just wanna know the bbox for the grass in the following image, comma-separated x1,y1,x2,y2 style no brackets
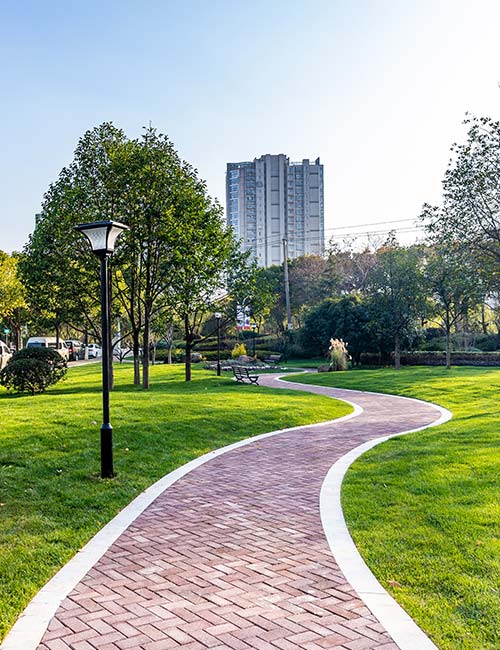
280,358,325,369
0,362,350,641
284,366,500,650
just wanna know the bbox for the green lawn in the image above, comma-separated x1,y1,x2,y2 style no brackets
285,366,500,650
0,362,350,641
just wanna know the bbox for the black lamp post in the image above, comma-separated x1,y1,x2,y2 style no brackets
215,312,222,376
75,220,128,479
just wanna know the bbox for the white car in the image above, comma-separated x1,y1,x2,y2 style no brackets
26,337,69,361
0,341,12,369
86,344,102,358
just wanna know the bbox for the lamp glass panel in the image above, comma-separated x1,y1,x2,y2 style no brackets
81,226,109,252
107,225,127,252
214,312,222,319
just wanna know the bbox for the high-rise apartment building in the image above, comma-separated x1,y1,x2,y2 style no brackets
226,154,324,267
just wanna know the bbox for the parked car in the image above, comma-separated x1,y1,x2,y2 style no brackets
86,344,102,358
65,340,83,361
0,341,12,369
26,337,69,361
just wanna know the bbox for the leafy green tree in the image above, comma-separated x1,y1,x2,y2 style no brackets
166,193,255,381
111,127,204,387
367,238,428,369
288,255,331,326
257,264,286,334
424,115,500,264
21,124,125,350
300,295,372,363
325,241,376,293
0,252,27,350
424,243,485,368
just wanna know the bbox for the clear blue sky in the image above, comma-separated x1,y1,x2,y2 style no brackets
2,0,500,252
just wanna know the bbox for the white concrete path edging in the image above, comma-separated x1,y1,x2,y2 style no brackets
1,401,361,650
318,386,452,650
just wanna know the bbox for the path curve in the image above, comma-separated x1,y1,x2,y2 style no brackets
2,374,448,650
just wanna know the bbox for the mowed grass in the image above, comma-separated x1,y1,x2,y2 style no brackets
0,362,350,641
285,366,500,650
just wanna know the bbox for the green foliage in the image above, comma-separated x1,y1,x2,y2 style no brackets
300,295,372,363
366,239,428,367
0,252,28,350
424,242,485,367
231,343,247,358
424,115,500,264
0,347,67,395
21,122,255,387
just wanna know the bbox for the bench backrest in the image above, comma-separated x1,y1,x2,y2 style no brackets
233,366,249,377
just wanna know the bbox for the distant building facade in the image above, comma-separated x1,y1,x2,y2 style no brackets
226,154,324,267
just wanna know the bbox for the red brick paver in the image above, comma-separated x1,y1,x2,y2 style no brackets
37,375,441,650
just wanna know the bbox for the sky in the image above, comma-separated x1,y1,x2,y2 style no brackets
1,0,500,253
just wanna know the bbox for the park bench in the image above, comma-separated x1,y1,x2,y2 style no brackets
232,366,259,384
265,354,282,364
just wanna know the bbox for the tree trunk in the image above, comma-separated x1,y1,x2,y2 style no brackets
394,332,401,370
185,317,192,382
133,330,141,385
142,317,150,389
15,325,22,352
445,328,452,369
166,324,173,364
481,303,488,335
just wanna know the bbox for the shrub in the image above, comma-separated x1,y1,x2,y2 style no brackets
328,338,350,371
231,343,247,358
0,347,67,395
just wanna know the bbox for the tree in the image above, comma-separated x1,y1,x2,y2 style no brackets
424,115,500,265
166,191,256,381
424,243,484,368
0,252,27,351
21,124,125,350
300,295,372,363
110,127,206,388
325,241,376,293
288,255,330,325
367,238,427,369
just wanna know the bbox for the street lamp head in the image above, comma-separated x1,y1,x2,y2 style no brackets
214,312,222,320
75,220,129,255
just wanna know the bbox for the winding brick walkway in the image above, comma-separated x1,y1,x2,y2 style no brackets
35,375,441,650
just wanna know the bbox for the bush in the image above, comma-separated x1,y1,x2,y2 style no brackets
231,343,247,358
0,347,67,395
359,351,500,367
328,338,350,371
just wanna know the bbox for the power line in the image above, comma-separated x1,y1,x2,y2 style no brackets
243,224,426,247
325,217,418,232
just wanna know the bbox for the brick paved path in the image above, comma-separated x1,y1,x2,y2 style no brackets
37,375,442,650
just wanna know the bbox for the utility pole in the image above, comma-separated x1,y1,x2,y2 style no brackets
282,238,292,331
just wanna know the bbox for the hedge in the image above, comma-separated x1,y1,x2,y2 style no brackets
360,351,500,367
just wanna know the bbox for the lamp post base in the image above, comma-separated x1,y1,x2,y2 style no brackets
100,423,114,478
